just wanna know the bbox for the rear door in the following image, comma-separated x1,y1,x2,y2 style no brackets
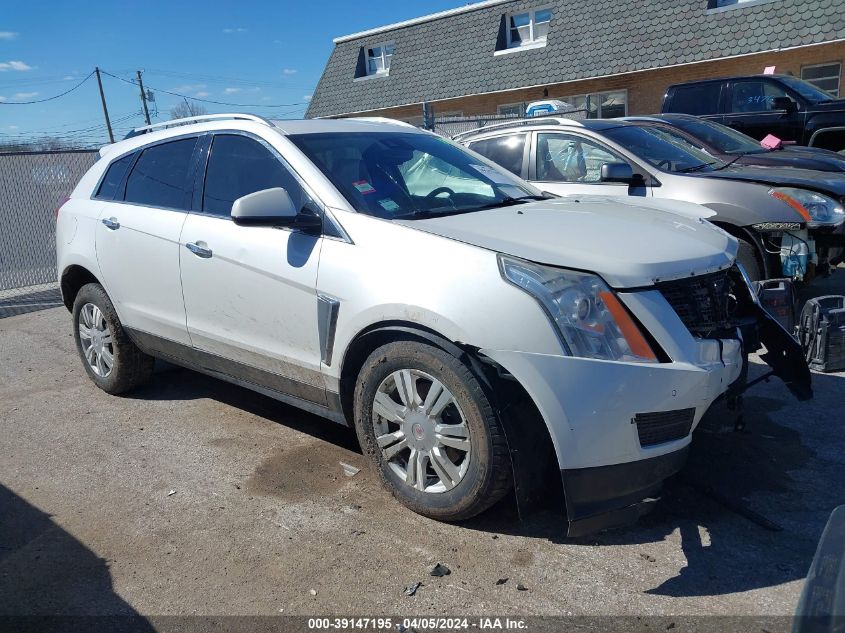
178,132,326,405
94,137,199,344
527,131,651,198
723,78,805,142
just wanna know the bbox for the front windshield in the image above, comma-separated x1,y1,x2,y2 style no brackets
670,117,764,155
603,125,727,173
287,132,542,219
779,76,836,103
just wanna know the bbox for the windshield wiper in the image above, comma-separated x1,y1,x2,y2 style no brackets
676,161,717,173
394,195,546,220
710,155,744,171
469,195,547,212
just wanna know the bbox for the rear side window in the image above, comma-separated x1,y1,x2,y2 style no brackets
667,84,722,115
202,134,307,217
124,138,198,210
466,134,526,176
95,153,134,200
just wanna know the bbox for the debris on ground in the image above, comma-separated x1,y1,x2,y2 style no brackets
340,462,360,477
167,490,176,496
403,582,422,597
640,553,657,563
430,563,451,577
309,589,317,596
517,583,528,591
496,578,508,585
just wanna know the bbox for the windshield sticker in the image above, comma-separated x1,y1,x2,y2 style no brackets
378,198,400,212
469,164,513,184
353,180,376,195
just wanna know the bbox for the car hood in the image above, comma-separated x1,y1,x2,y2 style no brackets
702,165,845,196
396,198,737,288
809,99,845,113
739,148,845,172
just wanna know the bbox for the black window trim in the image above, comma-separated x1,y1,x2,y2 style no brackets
90,132,203,214
192,129,350,242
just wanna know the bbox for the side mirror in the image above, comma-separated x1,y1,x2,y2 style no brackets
600,162,635,183
231,187,321,232
771,96,798,113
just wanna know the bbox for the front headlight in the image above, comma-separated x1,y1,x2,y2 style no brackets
498,255,658,363
769,187,845,227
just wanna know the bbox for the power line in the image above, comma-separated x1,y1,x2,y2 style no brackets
0,72,94,104
100,70,308,108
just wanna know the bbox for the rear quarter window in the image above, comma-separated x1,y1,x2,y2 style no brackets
666,83,722,116
95,153,135,200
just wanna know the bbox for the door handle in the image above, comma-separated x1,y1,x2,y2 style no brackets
101,217,120,230
185,241,212,258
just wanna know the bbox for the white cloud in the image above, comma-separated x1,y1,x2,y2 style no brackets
282,68,297,75
0,96,5,102
0,60,33,72
63,75,75,80
8,124,18,129
223,27,248,34
273,39,282,44
13,91,38,98
172,84,207,96
195,91,210,98
304,95,312,102
0,31,18,40
224,87,242,94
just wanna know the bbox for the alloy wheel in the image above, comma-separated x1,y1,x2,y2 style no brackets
78,302,114,378
372,369,471,493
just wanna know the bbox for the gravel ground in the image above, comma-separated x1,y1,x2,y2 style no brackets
0,272,843,620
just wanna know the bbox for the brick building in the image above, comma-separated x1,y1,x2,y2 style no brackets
306,0,845,122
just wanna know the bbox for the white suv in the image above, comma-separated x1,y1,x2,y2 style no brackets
56,114,810,536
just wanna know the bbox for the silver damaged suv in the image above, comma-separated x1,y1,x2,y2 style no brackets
56,114,811,536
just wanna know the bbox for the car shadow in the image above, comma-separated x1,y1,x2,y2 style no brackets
460,368,844,600
0,287,63,319
0,484,155,629
127,362,362,454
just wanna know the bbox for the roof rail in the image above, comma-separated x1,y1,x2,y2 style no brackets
125,113,274,138
349,116,419,129
451,116,582,141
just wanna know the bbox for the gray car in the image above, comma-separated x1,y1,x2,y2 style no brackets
457,118,845,281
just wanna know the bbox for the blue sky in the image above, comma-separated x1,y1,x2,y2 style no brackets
0,0,461,145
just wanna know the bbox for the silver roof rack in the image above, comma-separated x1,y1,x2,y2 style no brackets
451,116,581,141
125,113,274,138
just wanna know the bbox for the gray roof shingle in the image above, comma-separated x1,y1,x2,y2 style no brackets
306,0,845,118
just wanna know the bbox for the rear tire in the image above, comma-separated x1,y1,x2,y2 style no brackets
736,238,763,282
72,283,154,394
353,340,512,522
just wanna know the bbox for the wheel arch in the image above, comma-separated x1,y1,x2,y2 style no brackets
60,264,102,312
710,221,773,279
339,321,562,517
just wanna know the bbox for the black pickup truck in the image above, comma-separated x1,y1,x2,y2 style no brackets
662,74,845,153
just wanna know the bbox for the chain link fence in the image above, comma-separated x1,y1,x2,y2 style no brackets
0,150,98,302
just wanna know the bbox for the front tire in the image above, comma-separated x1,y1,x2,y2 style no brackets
72,283,154,394
353,340,512,522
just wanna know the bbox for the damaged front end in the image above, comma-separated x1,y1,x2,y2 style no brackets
657,263,813,402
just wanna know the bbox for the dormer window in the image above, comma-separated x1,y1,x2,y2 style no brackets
507,8,551,48
366,43,394,76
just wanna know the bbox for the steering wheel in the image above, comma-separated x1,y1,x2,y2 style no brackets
427,187,456,200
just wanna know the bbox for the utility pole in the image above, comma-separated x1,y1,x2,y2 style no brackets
136,70,151,125
94,67,114,143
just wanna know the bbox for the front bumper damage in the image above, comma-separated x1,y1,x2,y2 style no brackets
482,268,812,537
